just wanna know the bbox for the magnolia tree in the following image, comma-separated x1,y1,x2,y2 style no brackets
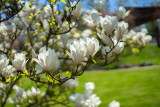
0,0,152,107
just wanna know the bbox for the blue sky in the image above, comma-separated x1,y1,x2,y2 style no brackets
39,0,160,12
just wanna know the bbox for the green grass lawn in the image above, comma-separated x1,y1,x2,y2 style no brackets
76,67,160,107
121,44,160,65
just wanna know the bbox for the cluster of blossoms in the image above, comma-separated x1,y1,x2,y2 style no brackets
8,85,44,104
0,0,153,106
69,82,101,107
124,28,152,46
123,28,152,54
81,6,129,62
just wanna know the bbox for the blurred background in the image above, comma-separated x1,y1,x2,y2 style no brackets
75,0,160,107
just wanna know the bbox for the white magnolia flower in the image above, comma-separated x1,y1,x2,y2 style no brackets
71,1,83,18
30,87,40,96
84,90,93,99
83,10,100,27
109,100,120,107
113,42,124,54
85,37,100,57
81,29,93,37
97,32,113,47
101,46,113,58
100,16,118,35
85,82,95,91
116,6,130,20
60,33,71,48
33,48,60,72
67,40,87,64
41,5,52,18
115,21,128,40
2,65,16,79
69,93,85,107
0,54,9,74
13,85,27,99
94,0,107,11
84,94,101,107
0,22,7,36
144,35,152,43
63,79,78,89
12,53,27,71
141,28,148,34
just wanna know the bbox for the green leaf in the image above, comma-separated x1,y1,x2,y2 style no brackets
50,0,56,3
61,0,67,4
6,78,11,83
47,76,53,82
66,71,71,77
25,70,29,75
92,59,97,64
132,48,139,54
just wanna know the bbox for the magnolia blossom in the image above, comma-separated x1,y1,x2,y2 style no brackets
13,85,27,99
113,42,124,54
0,23,7,36
84,37,100,57
60,33,71,48
109,100,120,107
63,79,79,89
2,65,16,79
33,48,60,72
12,53,27,71
85,82,95,91
115,21,128,40
71,1,83,18
144,35,152,43
100,16,118,35
141,28,148,34
67,40,87,64
84,90,93,99
94,0,107,11
30,87,40,96
81,29,93,37
101,46,113,58
84,94,101,107
0,54,9,74
97,32,113,47
41,5,52,18
83,10,100,27
116,6,130,20
69,93,85,107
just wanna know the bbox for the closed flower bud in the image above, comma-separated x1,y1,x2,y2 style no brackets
101,46,113,58
97,32,113,47
71,1,83,18
113,42,124,54
12,53,27,71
